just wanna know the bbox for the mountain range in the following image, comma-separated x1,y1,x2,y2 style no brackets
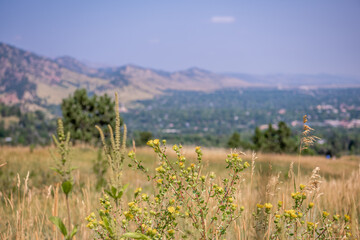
1,42,359,111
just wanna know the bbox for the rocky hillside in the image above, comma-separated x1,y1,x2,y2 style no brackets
1,42,359,111
0,43,253,110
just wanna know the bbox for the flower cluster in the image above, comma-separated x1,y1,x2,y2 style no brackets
85,194,118,239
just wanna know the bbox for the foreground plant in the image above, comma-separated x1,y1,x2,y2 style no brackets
86,138,249,239
49,119,78,239
96,92,128,206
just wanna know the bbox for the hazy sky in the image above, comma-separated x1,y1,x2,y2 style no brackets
1,0,359,76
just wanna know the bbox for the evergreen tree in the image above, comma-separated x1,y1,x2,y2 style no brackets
227,132,241,148
252,127,265,151
277,121,295,153
61,89,117,143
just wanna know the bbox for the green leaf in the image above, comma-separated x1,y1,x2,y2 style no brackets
121,232,151,240
49,216,67,237
122,183,129,191
104,189,115,198
50,167,63,175
117,183,129,199
111,186,117,196
62,181,73,196
70,225,78,238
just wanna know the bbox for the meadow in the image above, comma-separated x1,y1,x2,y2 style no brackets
1,145,359,239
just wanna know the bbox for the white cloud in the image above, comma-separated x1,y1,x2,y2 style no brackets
211,16,235,24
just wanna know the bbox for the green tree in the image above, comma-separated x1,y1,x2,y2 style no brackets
277,121,296,153
227,132,241,148
136,131,153,146
61,89,117,143
252,127,265,151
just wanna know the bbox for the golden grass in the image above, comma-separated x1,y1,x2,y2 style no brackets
0,146,359,239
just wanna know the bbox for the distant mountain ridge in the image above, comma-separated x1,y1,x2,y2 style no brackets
1,42,359,111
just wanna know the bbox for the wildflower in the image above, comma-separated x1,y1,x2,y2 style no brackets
217,187,224,193
257,204,264,209
300,184,306,190
134,187,142,194
141,193,148,201
124,211,134,220
167,229,175,235
308,202,314,209
307,221,316,231
190,163,195,168
168,206,176,213
128,150,135,158
275,214,281,218
344,214,350,222
278,201,283,208
333,214,340,221
264,203,273,209
323,211,329,218
227,197,234,203
244,162,250,168
128,202,135,207
231,204,238,210
172,144,179,151
86,223,95,229
264,203,273,214
153,139,160,145
155,166,165,173
147,140,154,147
195,146,201,154
156,179,163,184
209,172,216,179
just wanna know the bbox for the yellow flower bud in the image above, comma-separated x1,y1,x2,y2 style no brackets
168,206,175,213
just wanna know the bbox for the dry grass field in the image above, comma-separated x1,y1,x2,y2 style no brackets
1,146,359,239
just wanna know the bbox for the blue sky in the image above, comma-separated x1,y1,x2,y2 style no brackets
0,0,359,76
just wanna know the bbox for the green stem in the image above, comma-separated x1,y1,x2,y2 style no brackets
66,194,72,235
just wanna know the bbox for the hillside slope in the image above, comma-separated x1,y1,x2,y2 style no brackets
0,43,252,108
1,42,359,111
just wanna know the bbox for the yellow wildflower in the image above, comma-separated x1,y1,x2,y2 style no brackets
168,206,176,213
153,139,160,145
